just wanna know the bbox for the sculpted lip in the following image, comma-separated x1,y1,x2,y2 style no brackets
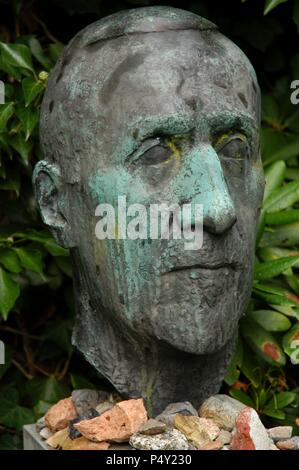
162,262,238,274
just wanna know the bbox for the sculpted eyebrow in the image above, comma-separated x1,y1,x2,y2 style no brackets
207,113,258,140
129,115,196,143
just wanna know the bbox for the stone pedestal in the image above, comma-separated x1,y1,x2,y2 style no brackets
23,424,53,450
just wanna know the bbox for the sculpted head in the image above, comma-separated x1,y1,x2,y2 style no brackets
33,7,264,409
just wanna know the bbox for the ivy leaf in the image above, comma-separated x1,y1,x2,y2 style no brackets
27,37,52,70
22,77,44,107
10,133,33,165
48,42,64,63
0,402,35,431
70,373,96,390
264,0,288,15
13,247,44,275
15,106,39,141
0,167,20,195
0,103,14,133
0,266,20,319
0,249,22,273
25,375,69,405
0,42,34,74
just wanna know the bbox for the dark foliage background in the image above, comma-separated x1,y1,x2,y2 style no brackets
0,0,299,449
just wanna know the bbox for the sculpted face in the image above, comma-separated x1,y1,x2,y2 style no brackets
34,7,264,408
86,30,262,354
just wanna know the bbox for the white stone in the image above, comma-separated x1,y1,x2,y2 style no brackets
130,429,189,450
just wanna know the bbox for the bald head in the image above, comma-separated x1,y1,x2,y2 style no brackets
39,6,259,183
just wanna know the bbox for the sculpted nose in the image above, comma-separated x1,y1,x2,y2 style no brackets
180,145,237,235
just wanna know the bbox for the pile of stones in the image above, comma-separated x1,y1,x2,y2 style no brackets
36,391,299,450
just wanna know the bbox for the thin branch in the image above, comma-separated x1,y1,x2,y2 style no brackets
12,360,33,380
0,326,41,341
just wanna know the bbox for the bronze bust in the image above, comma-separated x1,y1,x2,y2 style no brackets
33,6,264,415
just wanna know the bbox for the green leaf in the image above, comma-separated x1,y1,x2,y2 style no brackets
241,317,286,366
0,42,34,74
0,249,22,273
263,160,286,202
265,209,299,225
15,106,39,141
263,409,285,419
49,43,64,63
224,338,243,385
265,391,296,410
22,77,44,107
258,246,299,266
43,239,69,257
0,53,22,81
282,323,299,363
0,267,20,319
13,247,43,275
241,344,261,388
254,256,299,281
270,304,299,320
27,37,52,70
25,375,69,405
0,404,35,431
264,0,288,15
70,373,97,390
0,103,14,133
264,139,299,166
33,400,52,418
0,433,22,450
229,389,255,408
249,309,291,331
263,180,299,213
0,167,20,195
10,133,33,164
260,221,299,247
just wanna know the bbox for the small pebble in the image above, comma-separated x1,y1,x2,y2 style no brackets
267,426,293,441
39,427,53,440
276,437,299,450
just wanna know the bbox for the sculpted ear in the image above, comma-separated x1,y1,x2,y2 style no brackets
33,161,75,248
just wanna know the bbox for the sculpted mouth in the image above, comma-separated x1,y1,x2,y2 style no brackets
162,262,238,275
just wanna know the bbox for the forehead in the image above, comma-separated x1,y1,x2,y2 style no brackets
42,28,259,172
94,30,259,143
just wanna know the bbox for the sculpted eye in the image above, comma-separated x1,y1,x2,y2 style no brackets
128,136,182,167
141,144,173,166
215,133,249,161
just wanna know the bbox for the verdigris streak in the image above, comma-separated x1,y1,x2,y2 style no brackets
33,6,264,415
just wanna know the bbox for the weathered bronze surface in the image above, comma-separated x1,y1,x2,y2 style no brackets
33,7,264,415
